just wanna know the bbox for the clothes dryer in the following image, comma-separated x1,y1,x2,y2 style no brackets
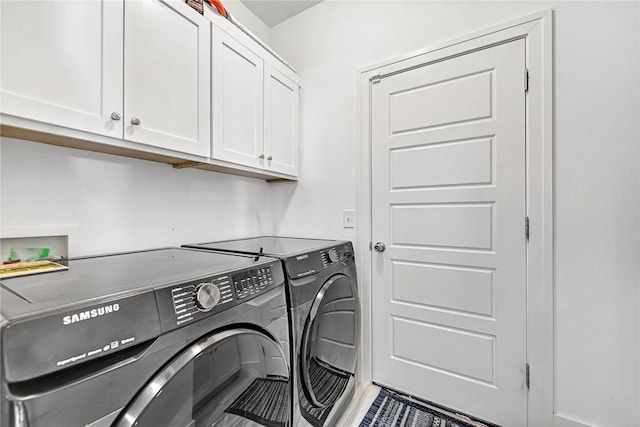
184,237,360,427
0,248,291,427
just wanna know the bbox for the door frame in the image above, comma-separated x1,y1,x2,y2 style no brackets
356,10,553,426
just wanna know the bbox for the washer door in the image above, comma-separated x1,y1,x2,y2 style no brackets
114,328,289,427
300,273,360,408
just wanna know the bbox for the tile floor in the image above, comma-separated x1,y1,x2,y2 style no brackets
335,383,382,426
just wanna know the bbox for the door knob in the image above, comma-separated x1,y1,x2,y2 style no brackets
374,242,386,252
267,156,273,161
259,154,265,160
131,117,141,126
110,112,121,121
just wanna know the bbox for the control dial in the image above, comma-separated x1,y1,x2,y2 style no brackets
194,283,221,311
327,249,339,263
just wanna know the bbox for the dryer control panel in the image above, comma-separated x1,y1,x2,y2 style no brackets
155,260,283,333
287,242,354,279
320,244,353,267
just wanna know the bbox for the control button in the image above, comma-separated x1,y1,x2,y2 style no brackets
328,249,339,263
194,283,221,311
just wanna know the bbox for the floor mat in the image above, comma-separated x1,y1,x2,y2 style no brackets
300,358,350,426
359,388,494,427
225,377,289,427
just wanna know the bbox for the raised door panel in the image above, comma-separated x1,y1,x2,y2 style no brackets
124,0,210,157
264,64,299,176
0,0,123,138
211,26,263,169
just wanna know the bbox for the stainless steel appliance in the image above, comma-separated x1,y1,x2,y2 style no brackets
0,248,291,427
184,237,360,427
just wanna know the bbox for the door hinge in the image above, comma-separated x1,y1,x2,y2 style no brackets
369,241,373,251
524,68,529,93
525,216,530,241
525,363,530,389
371,72,382,84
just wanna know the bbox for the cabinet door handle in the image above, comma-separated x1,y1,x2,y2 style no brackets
110,112,121,121
267,156,273,161
258,154,265,160
131,117,141,126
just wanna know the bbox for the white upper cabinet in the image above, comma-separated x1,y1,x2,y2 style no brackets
1,1,299,179
124,0,211,157
264,64,299,176
211,25,264,168
1,0,210,157
0,0,124,138
211,22,300,178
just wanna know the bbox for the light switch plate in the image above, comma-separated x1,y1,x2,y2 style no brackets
343,209,355,228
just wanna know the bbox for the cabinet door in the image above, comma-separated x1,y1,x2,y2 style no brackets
211,26,264,169
124,0,210,157
0,0,123,138
264,64,299,176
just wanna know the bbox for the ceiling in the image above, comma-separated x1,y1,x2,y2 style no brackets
240,0,323,27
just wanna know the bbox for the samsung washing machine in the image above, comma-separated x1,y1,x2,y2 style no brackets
184,237,360,427
0,247,291,427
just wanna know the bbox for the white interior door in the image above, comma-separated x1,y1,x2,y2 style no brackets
371,39,527,426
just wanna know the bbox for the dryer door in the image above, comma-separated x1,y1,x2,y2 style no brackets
300,273,360,408
114,328,289,427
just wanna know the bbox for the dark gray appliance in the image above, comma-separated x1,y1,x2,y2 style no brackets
183,237,360,427
0,248,291,427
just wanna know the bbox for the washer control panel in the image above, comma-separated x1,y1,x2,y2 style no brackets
170,274,233,326
194,282,222,310
232,266,274,299
155,260,283,333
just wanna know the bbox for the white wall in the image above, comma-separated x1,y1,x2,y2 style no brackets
220,0,271,43
0,138,274,257
269,1,640,426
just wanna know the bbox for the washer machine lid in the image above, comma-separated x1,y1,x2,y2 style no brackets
186,236,345,258
0,248,263,320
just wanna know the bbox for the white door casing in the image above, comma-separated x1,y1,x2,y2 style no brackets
358,11,553,427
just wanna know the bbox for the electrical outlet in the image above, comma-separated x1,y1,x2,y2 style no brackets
343,209,355,228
